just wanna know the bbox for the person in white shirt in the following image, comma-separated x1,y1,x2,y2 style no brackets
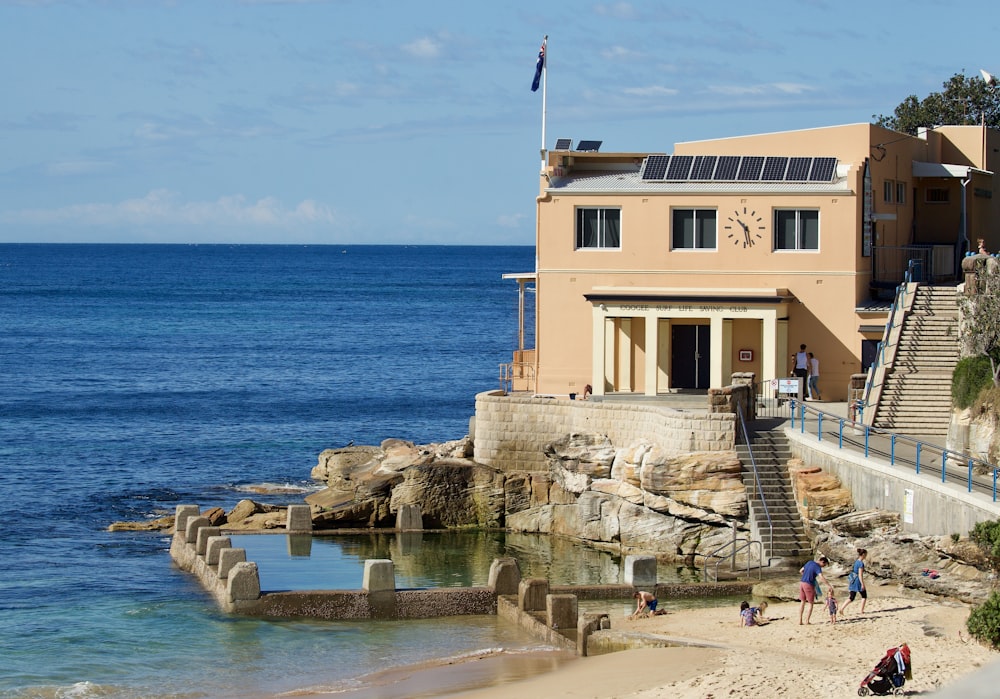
808,352,821,400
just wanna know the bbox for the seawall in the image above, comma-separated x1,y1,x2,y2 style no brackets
473,391,735,472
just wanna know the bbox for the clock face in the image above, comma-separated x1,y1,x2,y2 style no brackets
724,206,766,248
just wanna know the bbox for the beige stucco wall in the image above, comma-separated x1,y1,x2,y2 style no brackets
528,122,999,400
473,391,735,472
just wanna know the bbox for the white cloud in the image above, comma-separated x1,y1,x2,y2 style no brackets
594,2,637,19
402,37,441,59
709,83,815,96
623,85,679,98
2,189,338,228
45,160,113,176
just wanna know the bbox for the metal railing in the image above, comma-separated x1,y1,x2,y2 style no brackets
696,524,764,583
861,261,916,420
788,399,1000,501
736,404,773,558
499,362,535,394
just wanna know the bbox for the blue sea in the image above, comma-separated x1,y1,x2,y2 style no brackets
1,244,572,699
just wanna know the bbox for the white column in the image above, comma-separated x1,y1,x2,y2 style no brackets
592,306,606,396
762,312,778,384
644,313,658,396
710,315,724,388
618,318,632,392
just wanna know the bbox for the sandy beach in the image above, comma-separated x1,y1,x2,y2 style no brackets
440,582,998,699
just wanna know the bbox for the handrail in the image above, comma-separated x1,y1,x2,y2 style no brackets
499,362,535,393
696,532,763,583
736,404,773,559
788,399,1000,501
861,262,915,421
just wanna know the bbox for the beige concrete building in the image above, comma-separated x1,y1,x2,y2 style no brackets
505,123,1000,401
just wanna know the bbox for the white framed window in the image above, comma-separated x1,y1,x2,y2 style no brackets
926,187,949,204
896,182,906,204
883,180,894,203
774,209,819,250
575,208,621,249
671,208,717,249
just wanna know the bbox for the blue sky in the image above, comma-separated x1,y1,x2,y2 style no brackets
2,0,999,245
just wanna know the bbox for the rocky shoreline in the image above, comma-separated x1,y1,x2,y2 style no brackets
113,433,999,604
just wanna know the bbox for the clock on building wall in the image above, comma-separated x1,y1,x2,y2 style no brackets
724,206,766,248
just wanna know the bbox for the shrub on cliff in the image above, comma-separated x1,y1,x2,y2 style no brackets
953,356,994,409
967,591,1000,649
970,518,1000,570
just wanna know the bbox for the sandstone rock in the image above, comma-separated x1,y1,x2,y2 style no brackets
610,440,653,486
638,449,746,517
389,460,505,528
311,445,384,485
227,499,262,524
789,461,854,521
544,433,616,481
203,507,226,526
829,509,899,537
107,515,174,532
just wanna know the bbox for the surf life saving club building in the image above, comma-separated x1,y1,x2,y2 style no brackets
504,123,1000,401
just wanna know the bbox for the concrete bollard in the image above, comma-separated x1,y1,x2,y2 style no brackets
205,536,231,566
174,505,201,536
546,593,577,631
362,559,396,593
227,562,261,602
396,503,423,530
488,557,521,596
196,526,221,556
185,516,211,544
577,612,610,657
624,554,657,587
518,578,549,612
286,504,312,531
218,548,247,579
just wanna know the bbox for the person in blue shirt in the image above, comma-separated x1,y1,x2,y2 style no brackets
798,556,832,625
841,548,868,616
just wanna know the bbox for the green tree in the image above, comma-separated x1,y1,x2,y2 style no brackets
873,72,1000,134
958,258,1000,387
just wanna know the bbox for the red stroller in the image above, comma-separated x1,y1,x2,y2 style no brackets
858,643,911,696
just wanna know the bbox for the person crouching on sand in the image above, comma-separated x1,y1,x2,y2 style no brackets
632,590,665,618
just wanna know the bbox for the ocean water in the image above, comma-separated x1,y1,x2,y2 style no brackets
0,243,569,699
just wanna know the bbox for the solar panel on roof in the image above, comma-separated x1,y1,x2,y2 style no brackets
714,156,740,180
665,155,694,180
761,157,788,181
577,140,602,151
808,157,837,181
554,138,573,150
641,155,670,180
785,157,812,181
737,156,765,180
690,155,717,180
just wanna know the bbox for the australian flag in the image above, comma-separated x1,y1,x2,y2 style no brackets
531,38,546,92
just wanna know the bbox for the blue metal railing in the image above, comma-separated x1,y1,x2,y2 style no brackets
789,399,1000,501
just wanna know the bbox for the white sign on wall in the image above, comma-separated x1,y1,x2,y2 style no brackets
903,489,914,524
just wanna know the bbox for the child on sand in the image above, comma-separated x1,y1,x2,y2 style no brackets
740,601,756,627
632,590,665,618
826,590,838,624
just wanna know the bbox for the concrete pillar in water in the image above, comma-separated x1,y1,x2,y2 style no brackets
286,504,312,532
488,557,521,596
362,559,396,619
396,503,423,530
206,536,231,566
546,594,577,631
184,516,210,544
227,562,261,602
518,577,549,612
624,554,657,587
218,548,246,579
174,505,201,536
196,526,221,556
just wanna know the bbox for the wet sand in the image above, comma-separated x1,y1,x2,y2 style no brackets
285,584,998,699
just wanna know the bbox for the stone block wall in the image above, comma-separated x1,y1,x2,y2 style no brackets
473,391,735,472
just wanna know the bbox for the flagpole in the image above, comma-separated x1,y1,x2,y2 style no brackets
540,35,548,174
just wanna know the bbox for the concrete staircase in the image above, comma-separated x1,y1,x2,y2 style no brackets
736,421,810,564
870,284,959,437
